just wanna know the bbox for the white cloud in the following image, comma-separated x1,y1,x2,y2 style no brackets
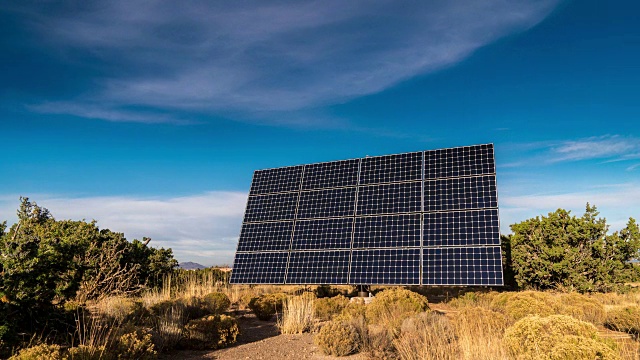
0,192,247,266
500,183,640,234
549,135,640,162
12,0,559,123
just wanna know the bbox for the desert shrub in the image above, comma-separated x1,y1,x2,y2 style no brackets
202,292,231,315
315,321,361,357
490,291,557,321
182,315,239,350
366,289,429,332
239,293,255,310
503,315,615,360
115,330,157,360
279,294,315,334
605,306,640,335
9,344,65,360
548,335,620,360
178,296,210,321
152,304,185,352
363,326,396,359
558,293,606,325
336,299,367,322
394,312,459,360
66,345,107,360
248,293,287,321
315,295,350,321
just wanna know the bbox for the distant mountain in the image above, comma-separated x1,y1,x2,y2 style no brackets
179,261,207,270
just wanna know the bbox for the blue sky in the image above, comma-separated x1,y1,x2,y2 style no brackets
1,0,639,266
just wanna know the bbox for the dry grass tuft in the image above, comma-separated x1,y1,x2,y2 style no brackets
394,312,459,360
278,293,315,334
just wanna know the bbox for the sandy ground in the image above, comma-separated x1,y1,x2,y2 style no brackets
159,311,366,360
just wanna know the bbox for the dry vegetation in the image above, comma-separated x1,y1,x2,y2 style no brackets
10,277,640,359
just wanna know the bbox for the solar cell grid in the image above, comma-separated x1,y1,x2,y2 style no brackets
350,248,420,285
244,192,298,222
423,246,503,285
357,181,421,215
302,159,359,190
237,221,293,252
297,187,356,219
286,250,350,284
230,252,288,284
423,209,499,247
292,218,353,250
425,144,495,179
353,214,421,248
424,175,497,212
359,152,422,185
249,165,303,195
232,143,503,286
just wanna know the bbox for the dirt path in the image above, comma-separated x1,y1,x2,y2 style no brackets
159,312,365,360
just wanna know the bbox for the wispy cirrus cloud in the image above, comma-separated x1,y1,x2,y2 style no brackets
549,135,640,163
6,0,560,124
0,192,247,266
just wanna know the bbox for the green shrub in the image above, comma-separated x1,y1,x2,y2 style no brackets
315,321,361,356
366,288,429,331
115,330,157,360
182,315,239,350
503,315,615,360
248,293,287,321
178,296,210,321
604,306,640,335
9,344,65,360
314,295,350,321
202,292,231,315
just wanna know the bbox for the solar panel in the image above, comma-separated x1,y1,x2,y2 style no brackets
229,143,503,286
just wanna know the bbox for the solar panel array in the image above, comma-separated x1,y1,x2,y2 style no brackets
230,143,503,286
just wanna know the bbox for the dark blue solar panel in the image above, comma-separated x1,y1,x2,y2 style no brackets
297,187,356,219
359,152,422,185
424,144,495,179
424,209,499,247
250,165,303,195
232,144,502,286
350,248,420,285
357,182,421,215
244,192,299,222
424,175,497,212
236,221,293,252
422,246,503,286
292,217,353,250
302,159,359,190
353,214,421,249
230,252,288,284
286,250,350,284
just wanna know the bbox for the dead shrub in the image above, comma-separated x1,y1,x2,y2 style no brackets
605,306,640,335
394,312,459,360
315,321,361,357
315,295,350,321
503,314,614,360
182,315,239,350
